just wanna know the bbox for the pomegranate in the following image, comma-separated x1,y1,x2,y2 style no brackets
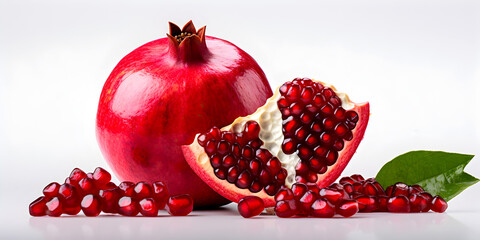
96,20,272,208
237,196,265,218
182,78,370,207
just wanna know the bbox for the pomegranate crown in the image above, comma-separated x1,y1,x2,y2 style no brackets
166,20,209,62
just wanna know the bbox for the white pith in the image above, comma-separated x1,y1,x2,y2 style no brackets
222,79,354,188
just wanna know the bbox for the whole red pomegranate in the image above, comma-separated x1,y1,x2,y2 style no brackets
96,21,272,208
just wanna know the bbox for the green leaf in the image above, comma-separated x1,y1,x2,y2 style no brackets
375,151,478,201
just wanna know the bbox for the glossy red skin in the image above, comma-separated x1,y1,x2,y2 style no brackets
96,35,272,208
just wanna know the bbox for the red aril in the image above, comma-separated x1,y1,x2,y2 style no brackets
96,20,272,208
133,182,152,200
152,181,169,210
166,194,193,216
81,194,102,217
58,183,81,215
311,199,335,218
118,181,135,197
336,200,359,217
118,196,139,216
68,168,87,186
356,195,377,212
46,197,63,217
237,196,264,218
92,167,111,187
99,188,121,214
29,197,47,217
183,78,369,207
78,177,97,195
43,182,60,198
139,198,158,217
387,196,410,213
275,199,298,218
431,196,448,213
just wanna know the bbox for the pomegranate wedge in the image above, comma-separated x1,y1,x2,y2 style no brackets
182,78,369,207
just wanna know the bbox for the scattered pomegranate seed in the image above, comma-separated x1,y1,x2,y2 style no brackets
78,177,97,195
42,182,60,198
275,200,298,218
118,181,135,197
81,194,102,217
152,181,169,210
46,197,63,217
68,168,87,186
166,194,193,216
387,196,410,213
139,198,158,217
118,196,139,216
29,196,47,216
92,167,111,187
99,188,121,214
134,182,153,200
311,199,335,218
430,196,448,213
237,196,264,218
336,200,359,217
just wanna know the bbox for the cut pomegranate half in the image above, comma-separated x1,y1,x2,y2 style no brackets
182,78,369,207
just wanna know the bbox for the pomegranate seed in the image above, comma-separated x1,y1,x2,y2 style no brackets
336,200,359,217
118,181,135,197
307,183,320,194
134,182,153,200
356,196,377,212
43,182,60,198
391,182,409,197
99,188,121,214
343,183,354,194
217,140,230,155
264,184,279,196
81,194,101,217
92,167,111,187
376,195,389,212
409,185,424,194
166,194,193,216
311,199,335,218
298,190,318,215
275,200,298,218
387,195,410,213
78,177,97,195
238,196,264,218
292,183,308,200
197,133,208,146
118,196,139,216
29,196,47,216
363,182,378,196
139,198,158,217
319,188,344,204
350,174,364,182
46,197,63,217
244,121,260,140
409,194,429,212
152,181,169,210
275,188,294,202
101,182,117,190
58,184,81,215
249,181,263,193
236,171,252,189
430,196,448,213
68,168,87,186
266,158,282,175
258,169,272,185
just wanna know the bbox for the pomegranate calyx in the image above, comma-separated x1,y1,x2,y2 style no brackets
167,20,209,62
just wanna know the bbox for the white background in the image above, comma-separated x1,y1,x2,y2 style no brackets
1,0,479,239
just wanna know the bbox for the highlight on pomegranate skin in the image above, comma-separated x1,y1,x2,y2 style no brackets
28,167,193,217
182,78,371,207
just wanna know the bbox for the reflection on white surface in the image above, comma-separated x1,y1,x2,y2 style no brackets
25,204,475,240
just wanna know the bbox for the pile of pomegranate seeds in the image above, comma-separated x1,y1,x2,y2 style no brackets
267,174,447,218
278,78,359,184
198,122,287,196
29,167,193,217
